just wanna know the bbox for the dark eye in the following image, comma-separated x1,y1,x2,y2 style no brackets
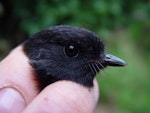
64,44,79,57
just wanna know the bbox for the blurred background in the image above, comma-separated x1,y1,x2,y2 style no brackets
0,0,150,113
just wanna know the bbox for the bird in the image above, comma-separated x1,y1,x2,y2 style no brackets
23,25,126,90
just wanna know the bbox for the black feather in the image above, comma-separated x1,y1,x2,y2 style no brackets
23,25,107,90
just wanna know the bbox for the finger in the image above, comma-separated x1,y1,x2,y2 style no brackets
0,46,39,113
23,80,99,113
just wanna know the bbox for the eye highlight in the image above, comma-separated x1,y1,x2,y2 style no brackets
64,44,79,57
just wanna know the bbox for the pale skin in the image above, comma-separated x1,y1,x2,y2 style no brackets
0,46,99,113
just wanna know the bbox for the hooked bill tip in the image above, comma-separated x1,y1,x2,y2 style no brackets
104,54,126,66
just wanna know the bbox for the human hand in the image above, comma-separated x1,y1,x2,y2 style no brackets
0,46,99,113
0,25,126,113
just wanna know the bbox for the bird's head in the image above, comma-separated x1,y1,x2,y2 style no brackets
23,25,126,90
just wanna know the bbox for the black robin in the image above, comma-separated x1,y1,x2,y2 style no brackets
23,25,126,90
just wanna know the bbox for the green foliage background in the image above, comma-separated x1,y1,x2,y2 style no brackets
0,0,150,113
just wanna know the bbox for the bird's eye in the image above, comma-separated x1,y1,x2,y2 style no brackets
64,44,79,57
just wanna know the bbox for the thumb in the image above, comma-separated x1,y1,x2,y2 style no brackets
0,46,39,113
0,88,25,113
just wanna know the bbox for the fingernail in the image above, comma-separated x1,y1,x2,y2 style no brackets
0,88,26,113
